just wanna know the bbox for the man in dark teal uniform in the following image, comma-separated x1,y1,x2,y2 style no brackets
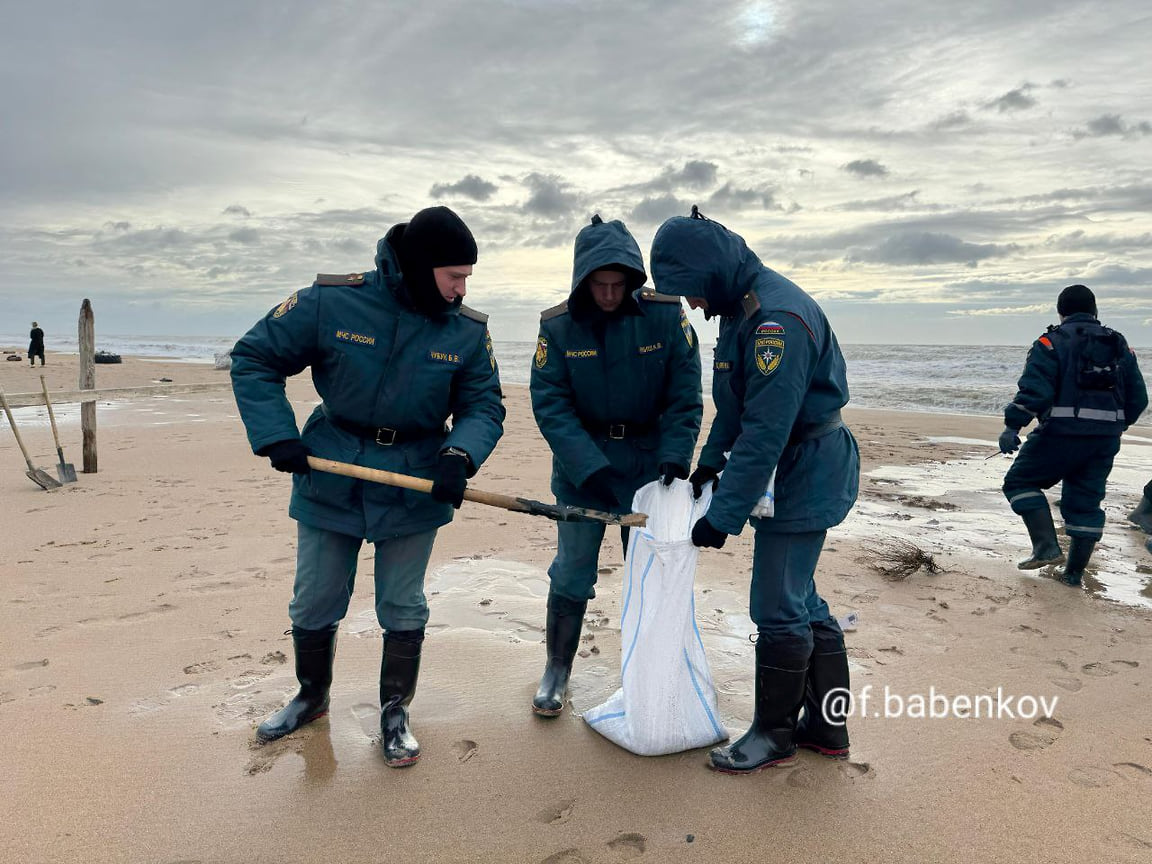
999,284,1147,585
649,207,859,774
231,206,505,766
529,215,702,717
1130,479,1152,556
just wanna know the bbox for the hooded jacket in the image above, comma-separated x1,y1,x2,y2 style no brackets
650,214,858,535
530,217,702,511
230,226,505,541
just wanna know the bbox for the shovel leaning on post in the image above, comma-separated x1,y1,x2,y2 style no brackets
0,385,63,490
307,456,648,527
40,376,77,483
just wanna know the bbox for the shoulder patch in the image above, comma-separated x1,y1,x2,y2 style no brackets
534,335,548,369
541,301,569,321
315,272,365,287
459,304,488,324
272,292,299,319
741,292,761,320
638,290,682,304
1038,336,1053,349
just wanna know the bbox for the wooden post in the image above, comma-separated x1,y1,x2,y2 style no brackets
79,299,97,473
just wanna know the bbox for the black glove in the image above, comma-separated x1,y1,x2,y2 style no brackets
659,462,689,487
998,427,1021,455
691,516,728,549
431,451,469,508
688,464,721,500
581,466,622,508
260,439,311,475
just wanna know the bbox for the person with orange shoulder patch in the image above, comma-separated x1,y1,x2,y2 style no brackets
1000,284,1147,585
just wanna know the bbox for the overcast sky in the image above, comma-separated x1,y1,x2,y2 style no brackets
2,0,1150,346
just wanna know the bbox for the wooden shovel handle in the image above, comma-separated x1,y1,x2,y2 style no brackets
39,376,64,450
0,386,37,469
307,456,532,513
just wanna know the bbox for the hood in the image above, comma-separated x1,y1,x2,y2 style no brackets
567,216,647,319
649,213,763,317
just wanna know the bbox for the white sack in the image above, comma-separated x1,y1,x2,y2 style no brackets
582,479,728,756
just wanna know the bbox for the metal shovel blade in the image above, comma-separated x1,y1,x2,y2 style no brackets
27,466,62,490
55,449,77,484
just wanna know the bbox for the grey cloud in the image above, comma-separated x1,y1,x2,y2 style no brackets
930,111,971,130
1072,114,1152,139
520,173,581,218
223,204,251,217
430,174,499,202
227,228,260,245
834,190,924,212
983,84,1037,113
706,182,780,211
843,159,889,178
104,220,132,231
671,160,719,190
630,194,691,225
848,232,1018,266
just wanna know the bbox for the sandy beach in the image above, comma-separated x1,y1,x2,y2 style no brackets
2,352,1152,863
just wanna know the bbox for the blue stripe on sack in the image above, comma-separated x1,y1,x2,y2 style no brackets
683,647,725,739
586,710,626,727
689,590,708,658
620,553,655,680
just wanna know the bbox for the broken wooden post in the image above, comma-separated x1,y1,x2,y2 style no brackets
79,299,97,473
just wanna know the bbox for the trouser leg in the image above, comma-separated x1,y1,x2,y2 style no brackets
289,522,362,630
372,529,437,632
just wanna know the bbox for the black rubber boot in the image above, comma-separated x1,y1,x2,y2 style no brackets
1016,507,1065,570
794,649,851,759
532,593,587,717
256,625,338,742
1127,496,1152,534
1056,536,1096,587
380,630,423,767
709,641,806,774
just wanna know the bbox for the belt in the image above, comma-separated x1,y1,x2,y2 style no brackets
787,411,843,446
323,408,446,447
583,421,657,441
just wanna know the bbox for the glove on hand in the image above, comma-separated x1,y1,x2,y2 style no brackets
431,451,469,508
581,466,622,509
998,427,1021,455
261,439,311,475
659,462,688,487
688,464,721,499
691,516,728,549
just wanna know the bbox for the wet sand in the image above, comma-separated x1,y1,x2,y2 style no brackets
2,353,1152,863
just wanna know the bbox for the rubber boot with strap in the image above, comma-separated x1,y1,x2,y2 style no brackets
532,593,587,716
1017,507,1065,570
256,624,338,742
1056,536,1096,587
709,639,806,774
1127,495,1152,534
794,647,851,758
380,630,423,767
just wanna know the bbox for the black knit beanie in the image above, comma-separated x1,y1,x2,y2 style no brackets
396,206,477,317
1057,284,1096,317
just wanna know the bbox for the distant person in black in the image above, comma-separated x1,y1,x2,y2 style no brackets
28,322,45,366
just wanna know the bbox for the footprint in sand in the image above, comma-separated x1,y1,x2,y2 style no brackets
536,799,575,825
540,850,589,864
786,765,820,788
453,739,478,763
606,832,646,858
1067,766,1120,788
183,660,222,675
838,761,873,780
1049,676,1083,692
1081,662,1116,677
1009,716,1063,751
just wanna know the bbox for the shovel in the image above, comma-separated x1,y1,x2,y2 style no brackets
307,456,647,527
40,376,77,483
0,385,62,490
